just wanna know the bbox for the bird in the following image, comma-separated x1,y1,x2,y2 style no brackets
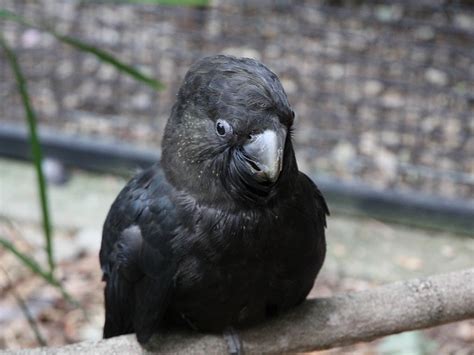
99,55,329,346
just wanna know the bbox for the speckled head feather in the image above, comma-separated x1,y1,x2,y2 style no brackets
161,55,298,207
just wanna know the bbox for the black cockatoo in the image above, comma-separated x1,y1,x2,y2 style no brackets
100,55,329,345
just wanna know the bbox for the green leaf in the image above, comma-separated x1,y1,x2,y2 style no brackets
56,35,164,90
0,9,165,90
0,9,21,22
1,268,47,346
0,33,55,274
80,0,209,6
0,238,52,283
121,0,210,5
0,237,77,306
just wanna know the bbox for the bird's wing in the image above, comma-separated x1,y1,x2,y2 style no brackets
100,165,178,343
298,172,330,228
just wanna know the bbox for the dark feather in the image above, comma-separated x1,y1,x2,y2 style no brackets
100,55,328,343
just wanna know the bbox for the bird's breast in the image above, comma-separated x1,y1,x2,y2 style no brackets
166,207,322,331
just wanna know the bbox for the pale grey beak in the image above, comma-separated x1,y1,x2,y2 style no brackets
242,128,286,183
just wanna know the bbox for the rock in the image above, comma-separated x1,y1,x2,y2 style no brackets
364,80,383,97
280,78,297,94
222,47,261,60
332,142,356,167
63,94,79,109
382,91,404,108
82,56,100,74
97,27,121,46
21,29,41,48
327,64,345,79
360,132,377,155
131,93,151,110
56,61,74,79
414,26,435,41
455,14,474,31
97,85,113,102
79,324,103,342
78,80,97,101
54,237,80,262
375,5,403,22
42,158,70,186
97,65,118,82
264,44,282,59
36,87,59,117
375,148,398,180
75,228,102,254
456,322,474,342
380,130,399,146
425,68,448,86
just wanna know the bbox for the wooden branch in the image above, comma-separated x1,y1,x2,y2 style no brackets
22,268,474,354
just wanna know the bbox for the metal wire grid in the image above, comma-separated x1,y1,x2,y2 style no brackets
0,0,473,198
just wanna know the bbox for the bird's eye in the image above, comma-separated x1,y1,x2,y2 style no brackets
216,119,232,137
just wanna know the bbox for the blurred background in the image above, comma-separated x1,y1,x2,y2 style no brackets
0,0,473,353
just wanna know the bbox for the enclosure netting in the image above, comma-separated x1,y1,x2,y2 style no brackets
1,0,473,199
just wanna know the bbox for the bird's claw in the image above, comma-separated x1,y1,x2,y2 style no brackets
223,327,244,355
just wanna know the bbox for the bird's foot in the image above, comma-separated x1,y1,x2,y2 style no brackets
223,327,244,355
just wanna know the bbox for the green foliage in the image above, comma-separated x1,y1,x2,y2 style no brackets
0,7,167,306
0,33,55,274
0,0,198,323
0,1,197,342
0,238,55,288
129,0,209,5
89,0,209,6
0,238,77,306
55,34,165,90
0,9,165,90
0,33,77,305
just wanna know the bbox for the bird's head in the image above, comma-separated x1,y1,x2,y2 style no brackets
162,55,298,207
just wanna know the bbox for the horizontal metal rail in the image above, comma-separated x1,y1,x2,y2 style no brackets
0,122,472,235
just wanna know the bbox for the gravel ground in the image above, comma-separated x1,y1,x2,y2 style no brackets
0,0,473,199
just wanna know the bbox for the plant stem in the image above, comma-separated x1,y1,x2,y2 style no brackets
0,34,55,274
1,267,48,347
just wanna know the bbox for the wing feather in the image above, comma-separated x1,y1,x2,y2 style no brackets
100,165,178,342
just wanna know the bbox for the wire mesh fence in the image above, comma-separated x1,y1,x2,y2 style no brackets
1,0,473,200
